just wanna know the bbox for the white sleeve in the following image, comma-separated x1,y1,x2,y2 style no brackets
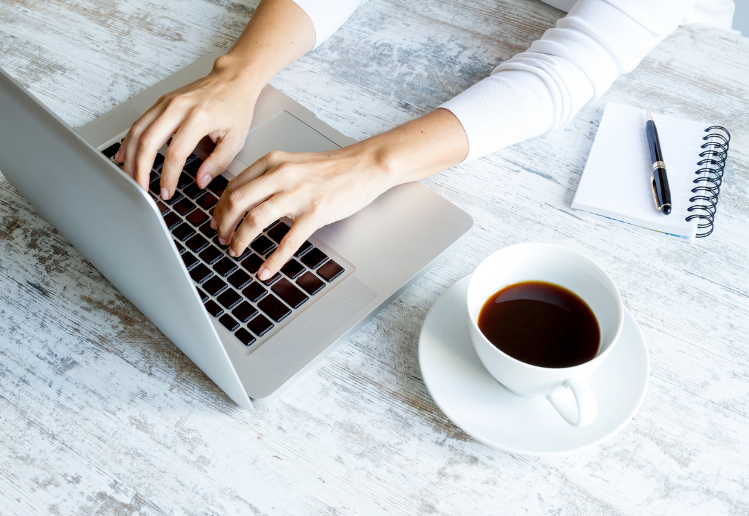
440,0,699,162
291,0,369,48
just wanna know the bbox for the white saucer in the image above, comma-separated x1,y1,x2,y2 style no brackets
419,276,649,456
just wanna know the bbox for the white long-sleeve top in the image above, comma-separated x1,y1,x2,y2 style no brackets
291,0,736,162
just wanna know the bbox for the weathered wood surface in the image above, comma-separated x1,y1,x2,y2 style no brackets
1,0,748,514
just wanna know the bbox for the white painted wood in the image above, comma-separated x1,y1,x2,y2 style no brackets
1,0,748,514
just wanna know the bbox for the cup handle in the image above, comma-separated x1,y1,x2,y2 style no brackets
546,378,597,427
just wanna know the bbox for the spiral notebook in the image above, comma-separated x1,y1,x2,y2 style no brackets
572,102,730,242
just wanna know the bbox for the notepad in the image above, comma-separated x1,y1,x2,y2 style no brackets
571,102,730,242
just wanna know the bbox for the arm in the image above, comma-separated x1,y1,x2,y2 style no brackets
213,0,701,281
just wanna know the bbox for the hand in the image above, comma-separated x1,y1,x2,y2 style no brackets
211,108,469,281
114,55,261,199
211,145,389,280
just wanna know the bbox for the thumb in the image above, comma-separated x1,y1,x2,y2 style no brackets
196,133,244,189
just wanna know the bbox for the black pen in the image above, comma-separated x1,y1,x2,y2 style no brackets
645,111,672,215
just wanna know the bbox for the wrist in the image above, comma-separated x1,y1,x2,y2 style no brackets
211,54,269,97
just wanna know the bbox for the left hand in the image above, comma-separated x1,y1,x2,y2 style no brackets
211,144,389,280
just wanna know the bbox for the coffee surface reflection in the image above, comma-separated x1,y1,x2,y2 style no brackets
478,281,600,368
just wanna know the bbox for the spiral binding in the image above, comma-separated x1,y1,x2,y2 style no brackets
685,126,731,238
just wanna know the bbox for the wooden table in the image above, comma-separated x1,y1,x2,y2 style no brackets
1,1,747,514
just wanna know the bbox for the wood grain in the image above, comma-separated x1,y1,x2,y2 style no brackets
1,0,748,514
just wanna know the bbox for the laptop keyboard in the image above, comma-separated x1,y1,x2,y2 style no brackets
101,140,346,349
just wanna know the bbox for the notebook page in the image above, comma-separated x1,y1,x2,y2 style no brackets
572,102,707,239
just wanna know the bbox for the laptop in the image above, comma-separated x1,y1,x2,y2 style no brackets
0,52,473,409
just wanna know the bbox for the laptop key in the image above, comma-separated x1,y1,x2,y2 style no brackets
296,271,325,295
234,328,256,346
229,248,251,262
247,314,274,337
213,236,228,249
199,245,223,265
228,269,252,290
199,221,217,239
272,278,308,309
196,192,218,210
164,191,184,206
186,208,209,227
184,158,203,177
294,240,313,257
264,246,277,258
241,253,264,274
155,200,169,214
219,314,239,332
181,252,198,270
173,240,185,254
184,153,198,166
182,182,205,200
267,222,291,244
317,260,345,282
207,175,229,197
202,276,227,296
217,288,242,310
301,248,328,269
149,179,160,196
213,257,237,277
186,234,209,253
260,272,281,287
280,259,304,279
232,301,258,323
153,153,165,170
242,281,267,303
258,293,292,322
196,286,208,302
173,198,196,216
177,172,193,189
102,142,120,158
249,235,274,255
172,223,196,241
163,212,182,230
150,170,159,184
204,299,223,318
189,263,212,284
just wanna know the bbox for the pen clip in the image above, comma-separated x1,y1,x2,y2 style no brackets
651,176,662,212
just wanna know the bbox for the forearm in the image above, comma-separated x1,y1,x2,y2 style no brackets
360,108,469,190
216,0,316,90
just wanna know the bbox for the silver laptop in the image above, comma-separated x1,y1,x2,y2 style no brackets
0,52,472,409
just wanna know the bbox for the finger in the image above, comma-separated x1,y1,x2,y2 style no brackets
116,101,168,185
211,151,292,231
131,104,187,194
228,195,291,259
195,133,245,190
214,173,281,245
160,113,209,198
257,216,318,280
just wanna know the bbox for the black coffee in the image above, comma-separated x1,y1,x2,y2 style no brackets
478,281,600,368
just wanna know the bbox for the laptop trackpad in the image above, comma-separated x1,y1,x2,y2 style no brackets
235,110,341,167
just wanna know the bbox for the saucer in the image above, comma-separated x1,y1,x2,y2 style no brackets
418,276,649,455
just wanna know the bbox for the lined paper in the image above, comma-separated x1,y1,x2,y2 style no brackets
572,102,707,241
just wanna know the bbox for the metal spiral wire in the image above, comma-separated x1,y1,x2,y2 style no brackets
685,126,731,238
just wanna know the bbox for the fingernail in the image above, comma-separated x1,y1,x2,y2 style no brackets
161,187,170,200
210,218,217,230
228,248,236,257
198,174,208,189
218,237,226,245
258,267,270,281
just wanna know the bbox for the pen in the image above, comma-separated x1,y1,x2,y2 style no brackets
646,111,672,215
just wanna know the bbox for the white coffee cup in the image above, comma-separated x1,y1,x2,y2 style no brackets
467,243,623,427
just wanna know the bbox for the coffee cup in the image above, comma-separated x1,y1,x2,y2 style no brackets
466,243,623,427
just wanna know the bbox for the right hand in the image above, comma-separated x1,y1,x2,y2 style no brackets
115,55,261,199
